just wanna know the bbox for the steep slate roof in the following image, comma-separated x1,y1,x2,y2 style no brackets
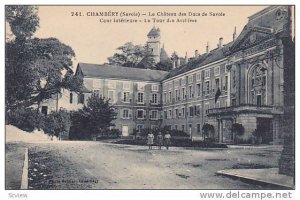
147,27,160,37
160,48,170,63
77,63,169,81
165,41,234,79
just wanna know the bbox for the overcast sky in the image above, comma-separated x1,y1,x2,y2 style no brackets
33,6,267,69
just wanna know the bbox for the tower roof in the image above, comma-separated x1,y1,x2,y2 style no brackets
147,27,160,37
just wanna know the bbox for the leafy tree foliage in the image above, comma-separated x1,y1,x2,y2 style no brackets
6,6,39,40
108,42,146,68
202,123,215,140
5,6,82,111
108,42,172,71
44,109,71,139
70,96,117,139
6,107,45,132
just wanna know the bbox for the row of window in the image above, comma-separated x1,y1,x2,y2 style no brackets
163,101,225,119
122,92,159,104
91,90,159,104
92,80,159,91
170,123,202,133
121,109,159,120
163,66,223,90
163,76,228,104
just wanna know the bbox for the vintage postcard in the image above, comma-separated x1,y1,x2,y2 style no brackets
5,4,295,195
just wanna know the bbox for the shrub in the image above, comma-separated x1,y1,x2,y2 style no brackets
202,123,215,140
69,96,116,140
169,129,189,138
7,107,45,132
44,109,71,139
232,123,244,136
98,128,121,139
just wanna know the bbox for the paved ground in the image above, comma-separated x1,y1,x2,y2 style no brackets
5,143,26,189
216,168,294,189
6,140,284,189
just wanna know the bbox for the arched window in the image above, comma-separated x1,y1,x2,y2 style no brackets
249,64,267,106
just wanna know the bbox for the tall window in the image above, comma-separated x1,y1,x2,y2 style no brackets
214,66,220,76
169,110,172,119
188,75,193,84
70,93,73,104
123,92,130,102
189,85,193,98
181,77,186,86
137,110,144,119
182,88,186,99
205,81,210,95
152,93,158,104
137,92,144,103
78,94,85,104
169,91,172,103
196,72,201,82
215,78,220,89
189,106,194,117
164,110,167,119
182,107,185,118
205,103,210,114
175,108,179,118
205,69,210,79
163,92,167,103
224,76,228,91
123,109,129,119
175,90,179,101
137,125,143,133
197,124,201,133
197,83,201,97
151,110,158,120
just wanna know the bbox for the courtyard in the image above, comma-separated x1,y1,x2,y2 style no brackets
6,139,284,189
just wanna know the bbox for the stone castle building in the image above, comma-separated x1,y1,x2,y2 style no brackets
41,6,294,144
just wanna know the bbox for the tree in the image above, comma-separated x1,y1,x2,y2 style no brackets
44,109,71,140
70,96,117,140
5,6,82,112
6,6,39,41
108,42,146,68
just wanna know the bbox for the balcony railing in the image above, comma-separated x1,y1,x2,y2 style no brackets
207,104,284,116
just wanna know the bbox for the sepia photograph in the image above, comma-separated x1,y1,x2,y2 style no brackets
4,4,295,194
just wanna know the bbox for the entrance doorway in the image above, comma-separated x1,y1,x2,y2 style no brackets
122,125,129,136
257,118,272,144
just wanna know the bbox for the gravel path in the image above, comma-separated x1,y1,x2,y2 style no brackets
23,141,282,189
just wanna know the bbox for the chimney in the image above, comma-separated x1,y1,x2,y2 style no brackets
233,27,237,41
195,50,199,58
219,37,223,49
185,52,188,64
206,42,210,54
172,60,176,69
